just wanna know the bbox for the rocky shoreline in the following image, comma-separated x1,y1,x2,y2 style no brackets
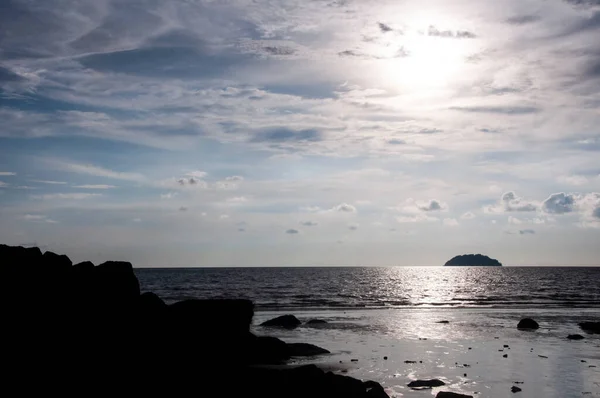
1,244,390,397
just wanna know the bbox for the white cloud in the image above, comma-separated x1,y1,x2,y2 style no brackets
489,185,502,193
49,160,145,182
508,216,522,225
225,176,244,181
416,199,448,212
443,218,459,226
133,218,142,223
219,214,229,220
226,196,248,203
485,191,538,213
23,214,57,223
0,172,16,176
331,203,357,213
161,192,178,199
0,181,7,188
460,212,476,220
397,214,438,223
32,193,101,200
557,175,588,186
31,180,67,185
186,171,208,178
73,184,116,189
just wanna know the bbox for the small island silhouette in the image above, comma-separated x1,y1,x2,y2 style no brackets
444,254,502,267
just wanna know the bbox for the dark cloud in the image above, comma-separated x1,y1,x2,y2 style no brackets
338,50,362,57
418,128,442,134
251,128,323,143
428,26,477,39
563,0,600,8
519,229,536,235
378,22,393,33
0,66,24,82
332,203,357,212
301,221,318,226
262,46,296,56
387,139,406,145
506,15,541,25
450,106,540,114
593,206,600,218
542,192,576,214
179,206,188,211
348,225,358,230
177,177,200,185
238,228,246,232
285,229,299,234
338,48,408,59
78,46,254,79
417,200,445,212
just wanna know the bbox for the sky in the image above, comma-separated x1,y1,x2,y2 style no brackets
1,0,600,267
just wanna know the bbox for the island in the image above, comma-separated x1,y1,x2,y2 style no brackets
444,254,502,267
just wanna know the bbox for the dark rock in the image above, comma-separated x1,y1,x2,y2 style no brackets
351,359,358,362
250,336,291,364
408,379,446,388
73,261,94,270
444,254,502,267
138,292,166,311
503,354,508,358
383,356,388,360
436,392,473,398
503,345,509,348
92,261,141,306
517,318,539,329
579,322,600,334
261,314,301,329
405,360,417,364
307,319,328,324
168,299,253,334
511,386,522,393
567,334,585,340
364,381,389,398
42,251,72,271
538,355,548,358
437,320,450,324
288,343,330,357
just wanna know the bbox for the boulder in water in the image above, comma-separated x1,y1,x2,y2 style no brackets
517,318,539,330
261,314,301,328
436,392,473,398
307,319,328,325
567,334,584,340
288,343,330,357
511,386,522,393
408,379,446,389
579,322,600,334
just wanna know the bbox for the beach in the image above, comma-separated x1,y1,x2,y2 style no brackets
254,308,600,397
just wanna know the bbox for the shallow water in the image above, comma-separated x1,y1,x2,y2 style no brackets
135,267,600,397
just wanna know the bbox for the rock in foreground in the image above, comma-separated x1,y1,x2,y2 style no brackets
579,322,600,334
261,314,302,328
444,254,502,267
437,392,473,398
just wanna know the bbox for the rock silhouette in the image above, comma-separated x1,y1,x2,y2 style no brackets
261,314,302,328
437,392,474,398
579,322,600,334
408,379,446,388
0,244,388,398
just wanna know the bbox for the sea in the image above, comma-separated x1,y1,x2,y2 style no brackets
135,267,600,398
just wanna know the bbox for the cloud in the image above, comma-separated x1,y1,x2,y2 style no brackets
519,229,536,235
0,181,7,188
508,216,523,224
542,192,576,214
301,221,318,226
177,177,207,187
449,106,540,114
428,26,477,39
161,192,178,199
32,193,101,200
0,172,16,176
443,218,459,226
557,175,588,186
31,180,67,185
416,200,448,212
225,176,244,181
460,212,476,220
286,229,299,234
396,214,438,223
593,206,600,219
186,171,208,178
348,224,359,230
331,203,357,213
378,22,393,33
505,15,540,25
179,206,188,212
50,160,145,182
485,192,538,213
73,184,116,189
251,128,323,143
23,214,57,223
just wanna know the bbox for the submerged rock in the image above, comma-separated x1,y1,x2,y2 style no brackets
287,343,330,357
307,319,328,325
567,334,584,340
437,320,450,324
517,318,539,329
511,386,522,393
579,322,600,334
408,379,446,388
436,392,473,398
261,314,301,329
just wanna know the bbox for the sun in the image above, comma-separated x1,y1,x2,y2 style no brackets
377,32,473,94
